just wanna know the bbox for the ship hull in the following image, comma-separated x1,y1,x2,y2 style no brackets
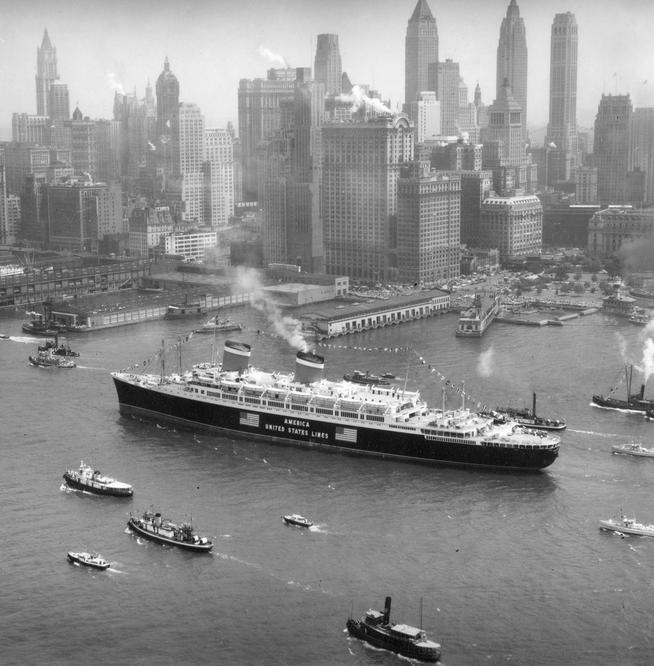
592,395,652,412
112,376,558,471
63,472,133,497
126,518,213,552
346,619,440,663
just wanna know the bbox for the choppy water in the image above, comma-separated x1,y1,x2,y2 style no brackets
2,305,654,665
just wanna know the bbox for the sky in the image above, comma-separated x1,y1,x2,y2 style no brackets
1,0,654,141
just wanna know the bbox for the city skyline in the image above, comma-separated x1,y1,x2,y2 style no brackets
1,0,653,138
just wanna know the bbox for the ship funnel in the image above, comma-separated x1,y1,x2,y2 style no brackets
294,351,325,384
641,384,646,400
383,596,392,625
222,340,252,372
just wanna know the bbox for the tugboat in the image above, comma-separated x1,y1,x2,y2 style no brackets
194,316,242,334
592,365,654,413
347,596,441,663
282,514,313,528
127,510,213,552
67,551,110,570
343,370,390,386
494,393,566,431
38,334,79,357
28,348,76,368
63,461,133,497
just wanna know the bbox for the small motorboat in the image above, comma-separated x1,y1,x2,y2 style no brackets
599,514,654,537
67,551,110,570
611,443,654,458
282,513,313,528
194,317,242,334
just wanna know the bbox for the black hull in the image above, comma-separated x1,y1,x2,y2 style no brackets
112,376,558,471
63,473,133,497
127,518,213,552
67,554,109,570
346,619,440,663
592,395,653,412
514,419,566,431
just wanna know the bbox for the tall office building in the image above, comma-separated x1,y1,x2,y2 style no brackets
178,103,206,224
496,0,528,137
238,67,298,201
155,57,180,178
594,94,632,206
480,194,542,260
629,108,654,205
65,106,98,178
205,128,234,227
437,60,460,136
546,12,578,185
405,0,439,104
397,162,461,283
322,114,413,281
403,91,441,143
35,29,58,117
49,82,70,121
11,113,51,144
314,34,342,95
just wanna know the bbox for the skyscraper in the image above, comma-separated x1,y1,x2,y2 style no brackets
403,91,441,143
155,57,180,178
546,12,578,185
594,94,632,206
629,108,654,205
205,128,234,227
314,34,342,95
238,67,298,201
178,102,206,223
405,0,439,104
322,114,413,281
496,0,528,137
35,29,58,117
437,60,460,136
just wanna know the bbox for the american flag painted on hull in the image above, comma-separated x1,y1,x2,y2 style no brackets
335,426,357,443
239,412,260,428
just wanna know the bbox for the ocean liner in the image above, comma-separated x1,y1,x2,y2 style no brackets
111,340,560,471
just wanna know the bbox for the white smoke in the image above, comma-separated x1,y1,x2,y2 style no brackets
460,131,470,144
257,45,289,68
234,267,308,352
336,85,392,115
476,347,494,378
107,72,125,95
637,338,654,383
614,325,654,384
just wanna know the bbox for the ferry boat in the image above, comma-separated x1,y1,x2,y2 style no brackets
611,442,654,458
282,514,313,528
127,510,213,552
67,551,110,570
455,294,500,337
29,349,76,368
628,309,650,325
592,365,654,413
110,340,560,471
494,393,566,431
599,513,654,537
346,596,441,663
63,461,133,497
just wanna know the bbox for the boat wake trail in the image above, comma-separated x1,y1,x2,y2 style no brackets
309,525,329,534
75,365,107,371
568,429,619,437
8,336,41,344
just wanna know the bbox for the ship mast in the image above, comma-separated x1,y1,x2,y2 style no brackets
177,336,182,374
160,339,165,384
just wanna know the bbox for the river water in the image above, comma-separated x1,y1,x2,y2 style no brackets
2,304,654,665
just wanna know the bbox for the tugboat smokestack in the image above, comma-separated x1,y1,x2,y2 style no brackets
641,384,646,400
222,340,251,373
383,596,392,625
